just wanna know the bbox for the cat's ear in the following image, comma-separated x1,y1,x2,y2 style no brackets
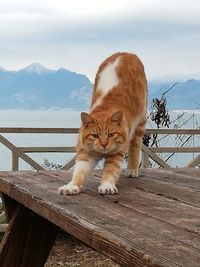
110,111,123,123
81,112,95,124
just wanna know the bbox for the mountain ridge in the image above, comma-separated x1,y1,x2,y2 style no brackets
0,63,92,110
0,63,199,110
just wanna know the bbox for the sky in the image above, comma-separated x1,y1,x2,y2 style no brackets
0,0,200,82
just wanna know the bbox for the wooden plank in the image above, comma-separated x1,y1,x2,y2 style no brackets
115,182,200,235
0,135,44,171
121,171,200,207
139,168,200,189
20,147,76,153
0,196,59,267
169,168,200,178
1,173,168,267
150,147,200,153
142,144,171,168
1,170,200,266
0,127,79,134
1,127,200,134
91,170,200,234
146,129,200,135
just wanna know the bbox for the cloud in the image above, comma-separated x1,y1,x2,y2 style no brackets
0,0,200,80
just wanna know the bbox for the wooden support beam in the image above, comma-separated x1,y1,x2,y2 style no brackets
142,151,149,168
62,156,76,170
142,144,171,168
0,195,59,267
185,155,200,168
12,152,19,171
0,135,44,171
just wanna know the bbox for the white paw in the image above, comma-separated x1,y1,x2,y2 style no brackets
125,168,138,178
98,182,118,195
58,182,82,195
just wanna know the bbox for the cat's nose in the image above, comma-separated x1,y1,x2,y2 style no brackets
100,142,107,148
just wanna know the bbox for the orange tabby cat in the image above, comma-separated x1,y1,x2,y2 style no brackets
59,52,147,195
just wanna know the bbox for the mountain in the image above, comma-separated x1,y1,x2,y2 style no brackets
148,79,200,109
0,63,199,110
0,64,92,110
20,63,54,74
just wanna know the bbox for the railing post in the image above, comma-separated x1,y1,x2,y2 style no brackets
142,151,149,168
12,152,19,171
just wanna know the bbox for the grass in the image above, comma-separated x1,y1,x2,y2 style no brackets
45,231,119,267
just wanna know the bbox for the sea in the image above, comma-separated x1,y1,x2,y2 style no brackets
0,109,200,171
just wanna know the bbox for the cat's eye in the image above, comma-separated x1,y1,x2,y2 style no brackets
108,133,114,138
92,134,99,138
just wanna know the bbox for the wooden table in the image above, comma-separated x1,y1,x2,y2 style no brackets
0,168,200,267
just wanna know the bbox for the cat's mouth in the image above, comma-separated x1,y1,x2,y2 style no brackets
84,142,123,155
95,146,121,155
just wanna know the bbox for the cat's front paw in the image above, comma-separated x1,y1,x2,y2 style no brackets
125,168,139,178
58,182,82,195
98,182,118,195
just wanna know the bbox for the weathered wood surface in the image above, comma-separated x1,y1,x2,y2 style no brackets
0,168,200,266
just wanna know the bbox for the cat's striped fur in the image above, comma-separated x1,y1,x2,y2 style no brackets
59,52,147,195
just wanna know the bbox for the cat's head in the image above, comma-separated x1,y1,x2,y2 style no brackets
80,111,128,155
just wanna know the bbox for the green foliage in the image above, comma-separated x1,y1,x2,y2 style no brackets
42,159,62,170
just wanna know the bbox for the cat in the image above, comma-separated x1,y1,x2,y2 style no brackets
58,52,147,195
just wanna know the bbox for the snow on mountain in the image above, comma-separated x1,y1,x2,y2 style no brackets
0,62,199,110
20,63,54,74
0,63,92,110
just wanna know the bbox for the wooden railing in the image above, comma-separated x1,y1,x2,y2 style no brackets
142,128,200,168
0,127,200,171
0,127,200,233
0,127,78,171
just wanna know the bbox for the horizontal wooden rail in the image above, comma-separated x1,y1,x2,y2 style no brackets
1,127,200,134
0,127,79,134
150,147,200,153
145,129,200,135
0,127,200,171
19,147,76,153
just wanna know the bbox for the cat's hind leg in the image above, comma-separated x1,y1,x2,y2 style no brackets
125,120,146,178
58,152,96,195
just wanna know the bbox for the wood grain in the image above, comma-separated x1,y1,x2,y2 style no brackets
0,168,200,266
